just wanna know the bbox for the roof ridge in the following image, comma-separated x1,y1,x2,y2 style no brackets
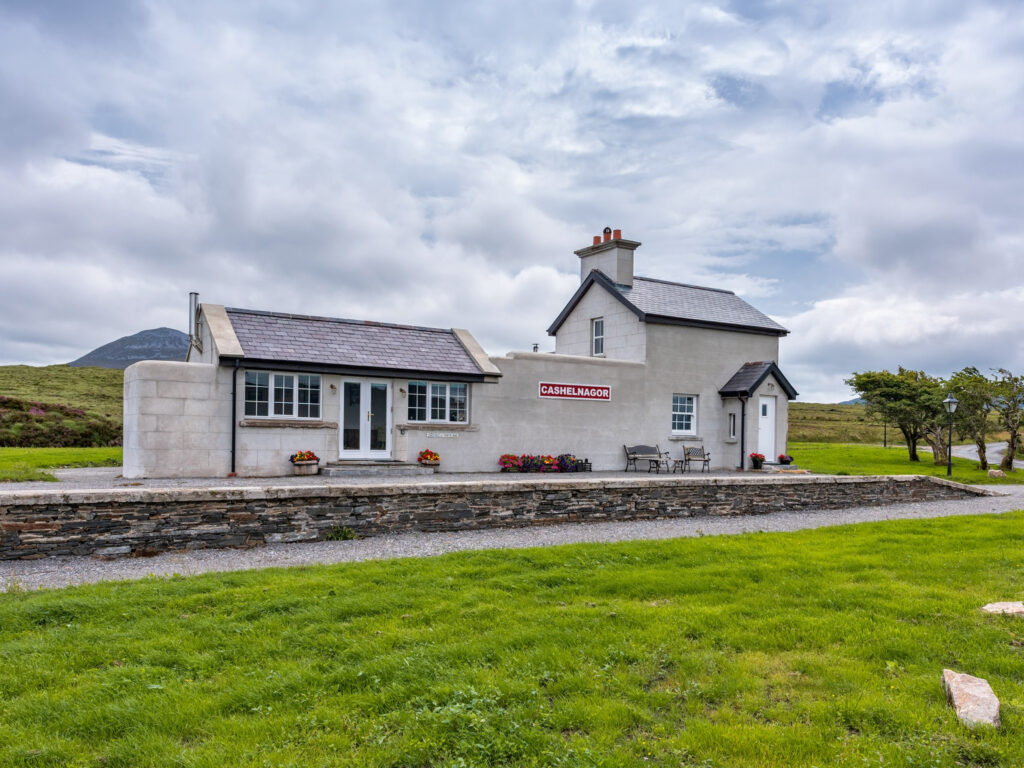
632,275,735,295
224,307,455,335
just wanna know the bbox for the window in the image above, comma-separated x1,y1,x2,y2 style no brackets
408,381,427,421
298,375,320,418
245,372,269,417
273,374,294,416
592,317,604,356
244,371,320,419
430,383,447,421
407,380,469,423
449,383,468,422
671,394,697,434
728,412,737,439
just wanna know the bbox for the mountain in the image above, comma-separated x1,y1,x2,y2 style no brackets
840,397,866,405
69,327,190,369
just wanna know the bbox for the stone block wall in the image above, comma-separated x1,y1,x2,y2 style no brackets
123,361,233,478
0,475,988,560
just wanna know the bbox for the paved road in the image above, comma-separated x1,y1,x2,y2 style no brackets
2,484,1021,592
950,441,1022,469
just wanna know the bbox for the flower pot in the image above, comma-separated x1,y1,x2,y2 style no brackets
292,460,319,476
420,460,440,467
750,459,764,470
779,459,792,466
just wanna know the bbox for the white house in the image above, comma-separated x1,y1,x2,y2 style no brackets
124,228,796,477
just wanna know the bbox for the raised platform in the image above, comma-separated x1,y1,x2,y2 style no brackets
0,475,994,560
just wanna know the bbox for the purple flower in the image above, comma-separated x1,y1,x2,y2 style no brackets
28,407,45,416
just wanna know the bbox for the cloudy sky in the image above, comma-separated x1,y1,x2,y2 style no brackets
1,1,1022,401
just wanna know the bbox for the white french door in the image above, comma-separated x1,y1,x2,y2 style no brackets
339,379,392,459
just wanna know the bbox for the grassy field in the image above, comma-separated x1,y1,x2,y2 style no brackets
789,442,1018,484
0,364,123,448
788,402,902,444
0,447,122,482
0,365,123,425
2,513,1023,765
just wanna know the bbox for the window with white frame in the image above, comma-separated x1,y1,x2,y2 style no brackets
245,371,321,419
592,317,604,356
671,394,697,435
408,381,469,423
728,412,737,439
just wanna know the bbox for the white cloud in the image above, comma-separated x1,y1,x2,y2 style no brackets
0,0,1021,406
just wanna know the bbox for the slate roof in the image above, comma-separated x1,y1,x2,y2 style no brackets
223,308,486,379
547,270,788,336
718,361,798,399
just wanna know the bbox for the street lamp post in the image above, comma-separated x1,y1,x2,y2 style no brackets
943,395,959,477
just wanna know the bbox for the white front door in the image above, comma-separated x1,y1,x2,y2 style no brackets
758,396,776,460
340,379,392,459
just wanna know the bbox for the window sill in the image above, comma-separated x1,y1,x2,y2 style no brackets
400,423,478,432
668,435,702,441
240,419,337,429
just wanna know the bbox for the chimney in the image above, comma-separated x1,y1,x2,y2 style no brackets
188,292,202,354
574,227,641,287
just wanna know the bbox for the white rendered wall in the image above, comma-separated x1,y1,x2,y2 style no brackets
123,361,232,478
127,319,788,477
554,285,646,361
644,323,780,468
231,372,341,476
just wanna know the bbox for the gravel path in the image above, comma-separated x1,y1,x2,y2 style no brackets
3,484,1022,592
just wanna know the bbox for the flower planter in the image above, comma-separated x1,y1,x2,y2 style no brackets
292,460,319,476
750,459,764,470
419,460,440,467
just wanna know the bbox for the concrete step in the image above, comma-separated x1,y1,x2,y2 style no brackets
321,461,436,477
762,464,811,474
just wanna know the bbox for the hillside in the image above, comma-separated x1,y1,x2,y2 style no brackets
0,365,123,426
786,401,904,444
69,327,188,369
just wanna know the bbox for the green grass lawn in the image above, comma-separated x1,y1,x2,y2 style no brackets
790,441,1021,485
0,365,123,425
2,514,1024,766
0,447,122,482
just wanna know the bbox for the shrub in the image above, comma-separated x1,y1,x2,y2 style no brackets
0,395,121,448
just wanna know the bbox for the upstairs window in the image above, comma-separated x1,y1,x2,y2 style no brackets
245,371,321,419
592,317,604,356
408,381,469,423
671,394,697,435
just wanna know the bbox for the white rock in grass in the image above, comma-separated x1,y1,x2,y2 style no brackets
988,469,1006,478
980,601,1024,616
941,669,1000,728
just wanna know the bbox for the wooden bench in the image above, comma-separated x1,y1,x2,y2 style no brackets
623,444,670,473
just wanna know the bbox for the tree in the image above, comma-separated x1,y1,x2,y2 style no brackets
991,369,1024,472
846,368,947,464
948,367,997,470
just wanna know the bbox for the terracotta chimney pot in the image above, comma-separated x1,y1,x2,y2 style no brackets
612,229,622,240
593,235,601,245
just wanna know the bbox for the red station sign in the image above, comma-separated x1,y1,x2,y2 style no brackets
538,382,611,401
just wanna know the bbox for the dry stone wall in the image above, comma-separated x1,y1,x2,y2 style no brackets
0,475,987,560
